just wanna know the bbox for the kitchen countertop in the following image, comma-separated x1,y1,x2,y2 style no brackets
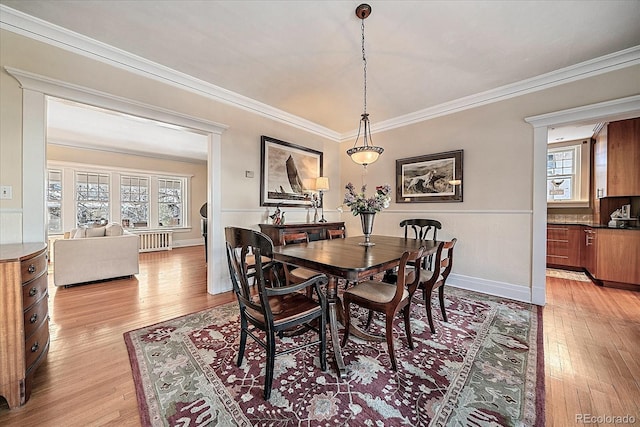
548,221,640,230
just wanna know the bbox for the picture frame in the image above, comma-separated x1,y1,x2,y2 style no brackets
396,150,463,203
260,135,323,207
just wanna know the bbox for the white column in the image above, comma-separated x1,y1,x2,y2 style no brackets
207,131,226,294
531,125,548,305
22,89,46,243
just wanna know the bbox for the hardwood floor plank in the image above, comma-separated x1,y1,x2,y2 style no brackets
2,248,639,426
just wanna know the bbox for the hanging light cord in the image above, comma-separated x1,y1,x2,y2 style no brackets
361,17,367,116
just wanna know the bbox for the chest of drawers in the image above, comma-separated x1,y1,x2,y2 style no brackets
0,243,50,409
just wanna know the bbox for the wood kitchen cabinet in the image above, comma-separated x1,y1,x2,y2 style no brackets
546,225,582,268
594,117,640,199
595,229,640,286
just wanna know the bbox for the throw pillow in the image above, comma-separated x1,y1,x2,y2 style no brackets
86,226,106,238
105,223,124,236
73,228,87,239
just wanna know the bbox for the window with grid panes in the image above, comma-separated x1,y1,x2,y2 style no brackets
47,169,63,233
158,178,183,227
121,175,149,228
76,172,110,225
547,145,578,202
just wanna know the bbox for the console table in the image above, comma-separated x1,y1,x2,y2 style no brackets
259,222,345,246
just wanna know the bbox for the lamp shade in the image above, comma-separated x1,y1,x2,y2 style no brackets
347,146,383,166
316,177,330,191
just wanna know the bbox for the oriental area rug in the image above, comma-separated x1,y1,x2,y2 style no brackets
124,288,544,426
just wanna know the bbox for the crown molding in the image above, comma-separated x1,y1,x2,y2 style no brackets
525,94,640,127
350,45,640,141
2,5,638,143
0,5,341,142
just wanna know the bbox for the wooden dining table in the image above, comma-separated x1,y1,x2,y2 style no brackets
273,234,439,378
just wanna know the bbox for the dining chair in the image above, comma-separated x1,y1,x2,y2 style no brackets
327,228,346,240
282,232,319,285
224,227,328,400
416,238,457,333
383,218,442,284
341,246,425,371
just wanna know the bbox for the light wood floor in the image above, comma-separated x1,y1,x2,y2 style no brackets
0,247,638,426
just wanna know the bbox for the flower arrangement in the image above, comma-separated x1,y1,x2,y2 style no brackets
344,182,392,215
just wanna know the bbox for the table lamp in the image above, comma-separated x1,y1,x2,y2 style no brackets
316,177,329,223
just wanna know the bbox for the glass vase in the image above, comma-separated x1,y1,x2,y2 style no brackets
359,211,376,246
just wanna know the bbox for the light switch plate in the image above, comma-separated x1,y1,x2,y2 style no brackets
245,171,254,178
0,185,12,200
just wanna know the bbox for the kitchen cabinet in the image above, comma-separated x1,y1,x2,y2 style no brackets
546,225,582,268
607,118,640,197
594,118,640,199
596,229,640,286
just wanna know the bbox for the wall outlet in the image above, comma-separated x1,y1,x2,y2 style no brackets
0,185,12,200
245,171,254,178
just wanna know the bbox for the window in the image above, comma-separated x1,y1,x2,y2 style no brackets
121,176,149,228
158,178,183,227
47,169,63,233
546,141,589,205
48,162,191,231
76,172,110,225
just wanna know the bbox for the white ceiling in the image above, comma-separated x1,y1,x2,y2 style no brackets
2,1,639,159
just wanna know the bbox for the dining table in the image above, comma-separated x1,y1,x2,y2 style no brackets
273,234,439,378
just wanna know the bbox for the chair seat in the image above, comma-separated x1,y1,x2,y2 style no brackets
418,268,444,286
344,280,409,304
246,254,271,266
247,293,322,327
290,267,319,281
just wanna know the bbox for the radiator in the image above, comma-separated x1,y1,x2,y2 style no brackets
136,230,173,252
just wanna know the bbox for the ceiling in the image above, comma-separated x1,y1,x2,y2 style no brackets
2,1,639,159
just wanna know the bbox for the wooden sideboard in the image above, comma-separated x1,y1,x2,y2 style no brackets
0,243,50,409
259,222,345,246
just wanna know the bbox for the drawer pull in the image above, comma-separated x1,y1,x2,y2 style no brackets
30,313,38,324
28,264,36,274
29,287,38,297
31,342,39,353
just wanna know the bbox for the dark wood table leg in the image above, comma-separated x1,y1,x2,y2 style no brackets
326,276,347,378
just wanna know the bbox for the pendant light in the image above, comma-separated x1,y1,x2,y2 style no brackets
346,3,384,168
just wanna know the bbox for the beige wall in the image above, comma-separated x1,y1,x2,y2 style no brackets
340,65,640,300
2,28,639,301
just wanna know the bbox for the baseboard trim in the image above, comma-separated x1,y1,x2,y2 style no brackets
446,273,533,304
172,239,204,248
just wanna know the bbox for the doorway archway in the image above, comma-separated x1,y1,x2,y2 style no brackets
6,67,228,294
526,95,640,304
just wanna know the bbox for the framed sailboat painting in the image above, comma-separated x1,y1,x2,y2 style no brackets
260,136,323,207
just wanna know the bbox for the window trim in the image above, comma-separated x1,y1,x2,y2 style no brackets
48,161,192,232
46,168,63,233
546,139,591,208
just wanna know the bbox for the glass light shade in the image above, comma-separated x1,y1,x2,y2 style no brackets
316,177,330,191
347,146,383,166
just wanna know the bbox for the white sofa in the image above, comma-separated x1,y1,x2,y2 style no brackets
53,223,140,287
